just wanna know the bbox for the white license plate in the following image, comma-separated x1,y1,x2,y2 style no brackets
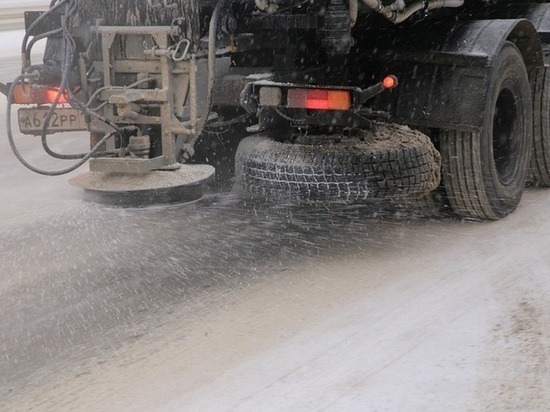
18,107,88,135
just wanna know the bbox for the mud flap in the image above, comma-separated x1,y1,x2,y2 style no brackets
374,19,542,132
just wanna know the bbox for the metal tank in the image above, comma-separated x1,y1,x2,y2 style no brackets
78,0,201,44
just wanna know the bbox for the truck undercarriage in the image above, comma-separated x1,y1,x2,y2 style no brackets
3,0,550,219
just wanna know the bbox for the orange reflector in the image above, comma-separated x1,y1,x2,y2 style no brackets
382,75,398,89
287,88,351,111
12,83,68,105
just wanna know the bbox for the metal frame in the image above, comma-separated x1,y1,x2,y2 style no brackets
90,25,200,173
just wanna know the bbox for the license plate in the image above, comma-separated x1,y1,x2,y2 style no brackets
18,107,88,135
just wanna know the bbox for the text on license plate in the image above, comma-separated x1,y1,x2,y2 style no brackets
18,107,88,135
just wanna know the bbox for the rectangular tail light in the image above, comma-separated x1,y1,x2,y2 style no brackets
287,88,351,111
12,83,68,105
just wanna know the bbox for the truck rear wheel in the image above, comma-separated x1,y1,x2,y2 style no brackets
531,66,550,186
440,42,532,220
235,122,441,202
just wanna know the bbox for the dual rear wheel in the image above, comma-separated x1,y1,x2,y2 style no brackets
442,41,550,220
530,66,550,186
440,42,533,220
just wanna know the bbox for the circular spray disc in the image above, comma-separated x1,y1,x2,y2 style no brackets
69,164,215,206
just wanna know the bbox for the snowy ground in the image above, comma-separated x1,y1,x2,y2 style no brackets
0,1,48,31
0,30,26,56
1,182,549,411
0,30,45,58
2,0,46,7
0,0,41,53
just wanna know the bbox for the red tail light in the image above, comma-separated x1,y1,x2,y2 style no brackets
46,88,68,104
12,83,68,105
287,88,351,111
382,75,398,89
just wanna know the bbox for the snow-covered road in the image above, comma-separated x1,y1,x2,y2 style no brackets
0,1,48,31
2,183,549,411
0,25,46,57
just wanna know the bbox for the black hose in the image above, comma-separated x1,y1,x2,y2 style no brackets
28,0,127,161
25,28,64,59
14,0,116,167
195,0,230,138
204,112,255,128
22,0,69,68
38,0,88,160
6,75,117,176
36,0,121,161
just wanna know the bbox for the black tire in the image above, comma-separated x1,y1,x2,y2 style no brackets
190,123,247,185
531,66,550,186
440,42,532,220
235,122,441,202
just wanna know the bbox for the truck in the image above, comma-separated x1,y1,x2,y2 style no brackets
3,0,550,219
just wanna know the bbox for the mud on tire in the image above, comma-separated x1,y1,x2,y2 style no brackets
235,122,441,202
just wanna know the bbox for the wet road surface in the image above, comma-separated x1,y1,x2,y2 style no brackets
1,51,550,411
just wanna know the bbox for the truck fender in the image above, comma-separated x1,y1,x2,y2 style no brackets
376,19,542,132
484,3,550,63
524,4,550,64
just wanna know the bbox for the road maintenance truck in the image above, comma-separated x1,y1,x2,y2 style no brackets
3,0,550,219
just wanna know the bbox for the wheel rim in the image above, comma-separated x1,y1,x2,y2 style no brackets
492,82,521,185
